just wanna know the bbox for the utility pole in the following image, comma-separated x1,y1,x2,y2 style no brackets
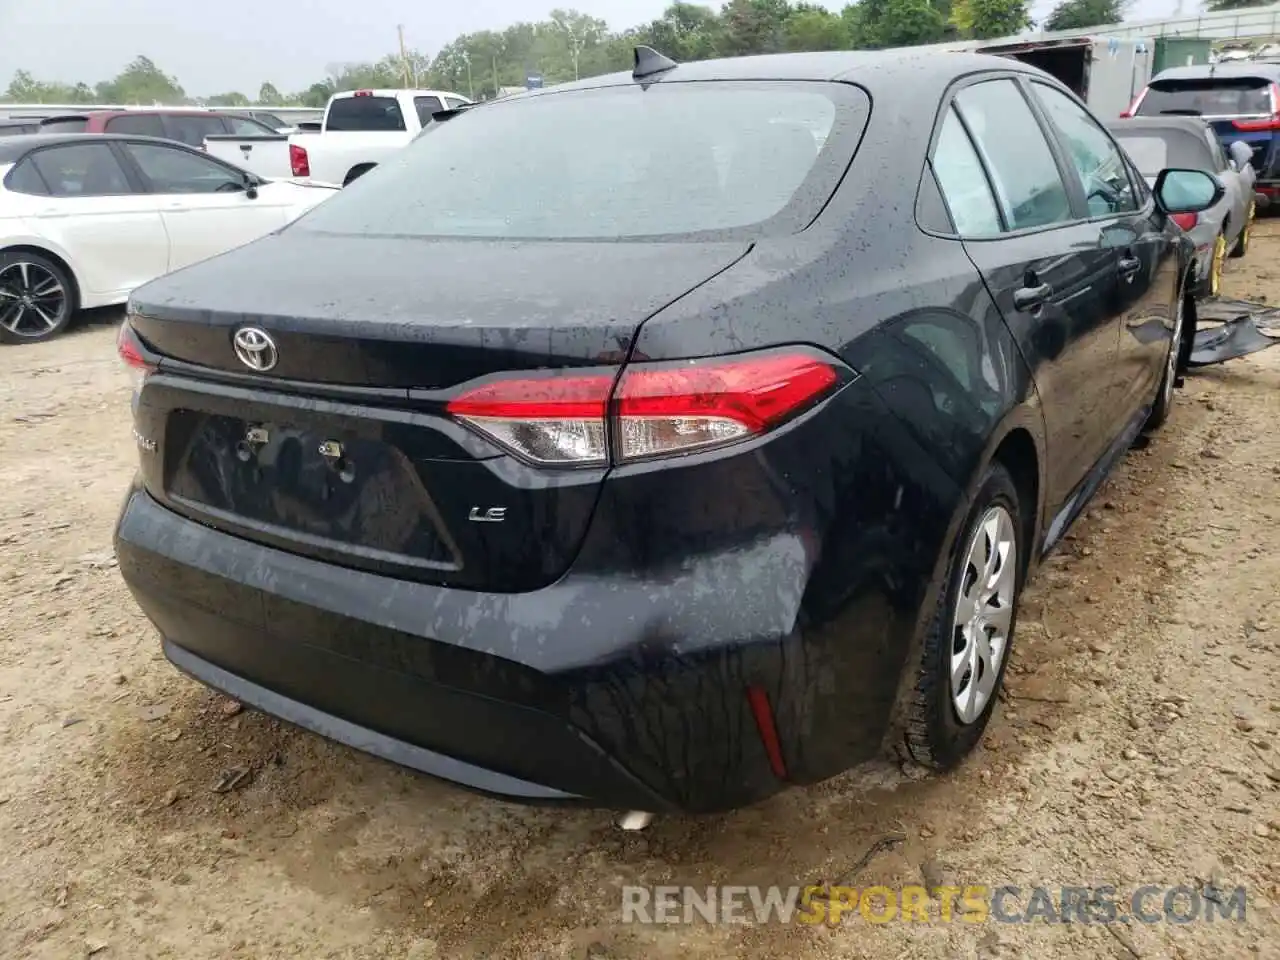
462,52,474,99
397,24,413,87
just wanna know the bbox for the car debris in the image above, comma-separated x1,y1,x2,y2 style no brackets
1189,297,1280,367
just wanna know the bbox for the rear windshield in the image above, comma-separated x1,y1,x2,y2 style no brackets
325,96,406,132
1112,132,1211,175
293,81,864,241
39,118,88,133
1137,77,1274,117
0,124,37,137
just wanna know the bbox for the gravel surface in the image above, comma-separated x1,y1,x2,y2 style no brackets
2,230,1279,959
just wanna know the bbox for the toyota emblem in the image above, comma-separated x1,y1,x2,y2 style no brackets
232,327,278,372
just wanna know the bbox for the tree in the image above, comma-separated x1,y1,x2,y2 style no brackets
784,6,851,51
3,69,96,103
844,0,948,48
1205,0,1270,8
95,56,185,104
950,0,1031,39
1044,0,1126,29
207,91,250,106
720,0,794,55
257,82,283,104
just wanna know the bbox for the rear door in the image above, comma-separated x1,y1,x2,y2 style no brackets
118,140,285,270
18,141,168,300
1027,80,1175,423
934,76,1125,510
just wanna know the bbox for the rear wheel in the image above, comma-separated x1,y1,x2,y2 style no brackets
0,252,75,345
1230,203,1254,258
904,462,1023,769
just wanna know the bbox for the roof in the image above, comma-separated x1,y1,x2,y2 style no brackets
499,49,1051,101
1152,62,1280,82
0,132,202,165
80,107,243,118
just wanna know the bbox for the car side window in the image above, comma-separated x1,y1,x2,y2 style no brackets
1030,82,1138,217
443,96,467,110
105,114,166,138
930,107,1002,237
30,143,134,197
954,79,1073,231
166,114,232,148
122,142,244,194
414,96,444,126
1206,132,1229,171
5,157,49,195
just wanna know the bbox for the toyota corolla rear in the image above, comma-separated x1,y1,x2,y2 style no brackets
113,75,908,813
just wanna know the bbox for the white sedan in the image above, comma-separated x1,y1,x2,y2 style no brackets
0,133,337,343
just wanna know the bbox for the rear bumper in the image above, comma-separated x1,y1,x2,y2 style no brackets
115,479,907,813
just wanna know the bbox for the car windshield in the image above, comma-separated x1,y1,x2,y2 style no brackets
1137,77,1274,117
293,81,857,241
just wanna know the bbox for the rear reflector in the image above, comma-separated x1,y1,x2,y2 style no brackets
289,143,310,178
445,350,841,467
1171,212,1198,232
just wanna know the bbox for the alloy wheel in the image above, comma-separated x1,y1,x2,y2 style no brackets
0,261,68,339
950,505,1017,725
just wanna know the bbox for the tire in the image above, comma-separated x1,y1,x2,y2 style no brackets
0,251,76,345
1230,203,1254,259
1145,287,1187,432
904,462,1024,769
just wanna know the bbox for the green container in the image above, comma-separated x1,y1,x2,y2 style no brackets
1152,36,1212,74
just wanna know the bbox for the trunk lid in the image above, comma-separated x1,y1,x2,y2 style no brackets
128,232,749,592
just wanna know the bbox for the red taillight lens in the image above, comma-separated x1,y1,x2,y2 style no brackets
1121,88,1147,118
445,350,841,467
445,373,614,465
289,143,310,178
117,319,156,392
1231,117,1280,131
353,90,373,97
1171,212,1198,231
613,353,839,461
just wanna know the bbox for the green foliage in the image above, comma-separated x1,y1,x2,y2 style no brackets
1044,0,1126,30
950,0,1032,39
93,56,185,104
845,0,948,48
1205,0,1270,9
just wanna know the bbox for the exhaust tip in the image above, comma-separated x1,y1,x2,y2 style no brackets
617,811,654,831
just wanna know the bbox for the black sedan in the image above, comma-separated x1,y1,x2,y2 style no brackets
114,48,1220,814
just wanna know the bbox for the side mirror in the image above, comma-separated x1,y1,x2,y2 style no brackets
243,174,260,200
1154,168,1224,215
1229,140,1253,171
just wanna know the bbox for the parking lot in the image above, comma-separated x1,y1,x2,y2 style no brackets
1,229,1278,959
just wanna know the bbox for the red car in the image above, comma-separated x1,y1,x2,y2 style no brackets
44,110,276,149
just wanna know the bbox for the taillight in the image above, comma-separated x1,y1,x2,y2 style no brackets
289,143,310,177
445,350,841,467
613,353,839,461
116,319,156,392
353,90,373,98
1120,88,1147,118
1170,212,1198,232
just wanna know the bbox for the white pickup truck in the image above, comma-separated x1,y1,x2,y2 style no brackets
283,89,472,187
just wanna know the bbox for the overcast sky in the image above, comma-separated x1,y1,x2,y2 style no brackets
1,0,1183,97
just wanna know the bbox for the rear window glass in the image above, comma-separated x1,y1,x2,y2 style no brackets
166,115,230,147
39,118,88,133
295,82,861,240
413,96,444,126
105,114,166,138
5,157,48,194
1137,78,1273,117
1112,131,1210,175
326,96,406,132
0,124,38,137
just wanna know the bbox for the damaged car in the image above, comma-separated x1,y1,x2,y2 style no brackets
114,49,1220,814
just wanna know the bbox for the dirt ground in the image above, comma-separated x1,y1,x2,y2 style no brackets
2,231,1279,960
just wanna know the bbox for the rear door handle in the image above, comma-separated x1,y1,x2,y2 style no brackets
1013,282,1053,312
1118,254,1142,278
